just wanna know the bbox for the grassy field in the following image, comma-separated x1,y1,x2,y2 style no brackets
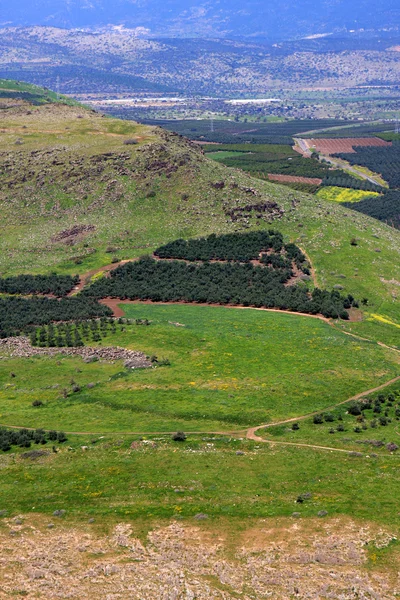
316,186,380,203
0,304,398,433
0,425,400,528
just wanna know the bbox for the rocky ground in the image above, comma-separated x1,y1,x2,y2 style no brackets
0,516,398,599
0,337,151,368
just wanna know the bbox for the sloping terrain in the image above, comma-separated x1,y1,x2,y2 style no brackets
0,85,400,597
1,0,399,40
0,29,399,96
0,90,399,346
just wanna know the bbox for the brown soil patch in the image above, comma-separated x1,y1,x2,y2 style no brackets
0,516,398,599
52,224,96,245
302,137,391,155
268,173,322,185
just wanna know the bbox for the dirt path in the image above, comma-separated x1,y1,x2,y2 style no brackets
1,373,399,457
246,374,400,443
68,260,131,295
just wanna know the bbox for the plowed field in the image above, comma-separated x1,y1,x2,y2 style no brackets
303,137,391,155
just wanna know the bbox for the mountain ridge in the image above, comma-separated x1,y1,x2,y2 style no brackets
1,1,399,41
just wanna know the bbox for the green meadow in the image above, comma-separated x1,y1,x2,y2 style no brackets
0,304,398,433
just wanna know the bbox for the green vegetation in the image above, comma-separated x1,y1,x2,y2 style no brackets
83,257,353,318
0,296,111,337
343,190,400,230
1,304,398,433
0,426,67,452
0,432,400,527
0,78,79,106
316,186,380,204
258,382,400,453
30,318,118,347
204,142,343,181
0,273,78,296
336,143,400,188
148,119,358,144
154,230,306,263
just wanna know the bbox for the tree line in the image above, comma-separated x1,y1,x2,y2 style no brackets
0,296,112,338
343,189,400,230
82,256,355,319
155,230,309,272
0,274,79,297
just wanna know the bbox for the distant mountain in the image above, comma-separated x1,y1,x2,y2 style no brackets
1,0,399,41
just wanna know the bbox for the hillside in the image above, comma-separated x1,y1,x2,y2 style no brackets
1,1,399,40
1,84,400,598
0,29,399,96
0,89,399,347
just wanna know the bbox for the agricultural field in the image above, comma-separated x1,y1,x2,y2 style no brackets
301,137,391,155
316,186,380,204
203,142,346,186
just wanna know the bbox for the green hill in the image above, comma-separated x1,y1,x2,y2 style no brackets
1,84,400,594
0,78,80,105
0,91,399,346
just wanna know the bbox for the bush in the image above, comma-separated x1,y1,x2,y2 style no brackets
32,400,43,407
172,431,187,442
313,414,324,424
57,431,67,443
348,401,362,416
291,423,300,431
337,424,345,432
324,413,335,422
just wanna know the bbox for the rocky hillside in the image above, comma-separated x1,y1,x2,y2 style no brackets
0,88,399,345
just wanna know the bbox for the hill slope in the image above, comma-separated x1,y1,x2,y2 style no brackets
0,89,399,346
1,1,399,40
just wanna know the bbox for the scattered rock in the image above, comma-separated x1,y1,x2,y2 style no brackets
194,513,208,520
53,510,66,518
317,510,328,518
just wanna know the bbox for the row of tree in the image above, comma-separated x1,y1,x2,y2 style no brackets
0,274,79,297
0,296,112,338
30,318,117,347
83,256,354,319
335,142,400,188
155,230,309,272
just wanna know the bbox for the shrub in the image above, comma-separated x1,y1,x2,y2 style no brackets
337,424,345,432
48,430,58,441
32,400,43,407
291,423,300,431
313,414,324,424
379,417,388,426
324,413,335,422
57,431,67,443
348,401,362,416
172,431,187,442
